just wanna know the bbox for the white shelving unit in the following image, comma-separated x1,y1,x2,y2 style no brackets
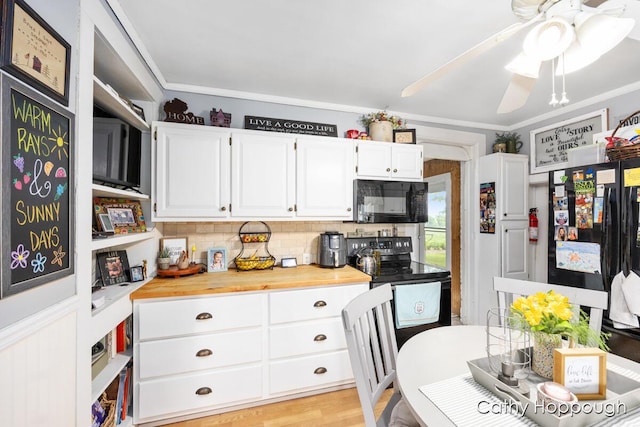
93,76,149,131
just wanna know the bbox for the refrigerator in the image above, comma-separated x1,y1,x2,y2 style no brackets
548,158,640,362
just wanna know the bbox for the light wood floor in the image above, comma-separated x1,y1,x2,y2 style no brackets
164,387,393,427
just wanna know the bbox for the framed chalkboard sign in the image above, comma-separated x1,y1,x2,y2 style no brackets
1,75,75,298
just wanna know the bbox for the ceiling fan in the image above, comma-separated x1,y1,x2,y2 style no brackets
401,0,640,114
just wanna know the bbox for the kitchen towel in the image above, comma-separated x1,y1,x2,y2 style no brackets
621,271,640,317
394,282,441,329
610,271,639,328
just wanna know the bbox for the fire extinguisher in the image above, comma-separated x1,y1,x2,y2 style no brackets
529,208,539,242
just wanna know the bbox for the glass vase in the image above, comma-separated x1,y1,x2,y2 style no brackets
532,332,563,379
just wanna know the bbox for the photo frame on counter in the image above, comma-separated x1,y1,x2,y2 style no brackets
393,129,416,144
129,265,144,282
0,0,71,106
97,213,115,233
530,109,608,175
161,237,188,265
208,248,227,272
97,250,130,286
93,198,147,234
553,347,607,400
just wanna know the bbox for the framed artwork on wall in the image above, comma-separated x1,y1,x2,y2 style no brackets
0,0,71,106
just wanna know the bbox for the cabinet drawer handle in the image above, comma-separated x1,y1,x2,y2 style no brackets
313,300,327,308
314,367,327,375
195,312,213,320
196,349,213,357
314,334,327,342
195,387,212,395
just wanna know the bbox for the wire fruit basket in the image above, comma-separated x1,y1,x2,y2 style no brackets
234,221,275,271
605,110,640,161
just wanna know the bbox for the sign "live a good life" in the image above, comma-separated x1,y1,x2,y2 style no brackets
244,115,337,137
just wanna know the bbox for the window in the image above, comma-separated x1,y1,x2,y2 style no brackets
422,173,451,269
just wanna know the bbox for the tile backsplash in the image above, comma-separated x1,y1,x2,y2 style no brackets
161,221,415,268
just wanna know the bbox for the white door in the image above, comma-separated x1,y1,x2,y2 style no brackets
231,132,295,217
391,144,423,180
153,122,230,220
296,137,354,219
356,141,392,178
501,155,529,220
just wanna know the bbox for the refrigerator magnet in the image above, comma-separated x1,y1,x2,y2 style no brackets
553,170,565,184
596,184,605,197
555,186,565,197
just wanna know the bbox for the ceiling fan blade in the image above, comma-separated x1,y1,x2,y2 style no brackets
401,16,542,97
625,1,640,40
497,74,537,114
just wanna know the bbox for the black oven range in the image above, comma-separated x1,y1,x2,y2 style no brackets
346,236,452,348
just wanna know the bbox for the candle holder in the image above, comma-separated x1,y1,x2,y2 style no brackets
486,308,531,389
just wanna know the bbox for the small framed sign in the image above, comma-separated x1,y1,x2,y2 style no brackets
207,248,227,272
393,129,416,144
129,265,144,282
553,347,607,400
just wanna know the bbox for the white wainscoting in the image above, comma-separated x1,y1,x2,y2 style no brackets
0,310,77,426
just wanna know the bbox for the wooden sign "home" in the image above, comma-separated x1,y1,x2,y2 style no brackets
244,115,337,137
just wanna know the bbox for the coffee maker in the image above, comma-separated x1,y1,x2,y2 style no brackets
318,232,347,268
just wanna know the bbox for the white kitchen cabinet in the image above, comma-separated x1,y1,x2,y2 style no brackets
231,131,296,218
356,140,423,181
133,292,265,423
296,137,354,219
473,153,529,325
152,122,230,221
133,281,368,424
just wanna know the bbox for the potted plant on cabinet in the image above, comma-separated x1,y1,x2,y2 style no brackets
494,131,523,153
157,247,171,270
360,110,405,142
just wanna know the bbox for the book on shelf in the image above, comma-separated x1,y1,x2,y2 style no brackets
121,364,131,421
115,315,132,353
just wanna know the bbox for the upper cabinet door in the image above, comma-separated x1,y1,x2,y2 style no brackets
296,137,354,219
356,141,393,178
391,144,423,180
356,141,423,181
231,132,296,217
153,122,230,220
500,155,529,220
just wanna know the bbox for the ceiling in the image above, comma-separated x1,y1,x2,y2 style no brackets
108,0,640,130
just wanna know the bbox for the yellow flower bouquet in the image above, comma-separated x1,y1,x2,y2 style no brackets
510,290,609,351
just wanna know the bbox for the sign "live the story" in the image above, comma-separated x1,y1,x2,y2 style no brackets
244,115,337,137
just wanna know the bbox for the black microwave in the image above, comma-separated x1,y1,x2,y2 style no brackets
353,179,428,224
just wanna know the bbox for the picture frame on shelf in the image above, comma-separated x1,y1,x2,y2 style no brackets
129,265,144,282
97,250,130,286
393,129,416,144
207,248,227,272
553,347,607,400
0,0,71,106
93,198,147,234
98,213,115,233
161,237,188,265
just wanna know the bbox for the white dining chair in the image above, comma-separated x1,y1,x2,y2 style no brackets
342,283,420,427
493,277,608,332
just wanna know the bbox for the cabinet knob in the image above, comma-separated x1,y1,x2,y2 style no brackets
195,312,213,320
504,213,507,216
195,387,212,395
196,349,213,357
314,367,327,375
386,168,391,172
347,207,352,212
220,206,227,211
288,207,294,212
313,300,327,308
393,169,397,173
314,334,327,342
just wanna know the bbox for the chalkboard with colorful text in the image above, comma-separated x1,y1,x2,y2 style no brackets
1,76,75,298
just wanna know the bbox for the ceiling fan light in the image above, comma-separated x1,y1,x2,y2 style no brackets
505,53,541,78
523,17,575,61
576,14,635,57
555,40,601,75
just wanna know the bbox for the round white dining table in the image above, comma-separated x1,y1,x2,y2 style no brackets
396,325,489,426
396,324,640,427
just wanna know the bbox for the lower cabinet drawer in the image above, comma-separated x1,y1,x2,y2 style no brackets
269,317,346,359
269,350,354,395
138,328,262,379
137,365,262,421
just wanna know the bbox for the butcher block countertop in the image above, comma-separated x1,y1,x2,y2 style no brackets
130,264,371,300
